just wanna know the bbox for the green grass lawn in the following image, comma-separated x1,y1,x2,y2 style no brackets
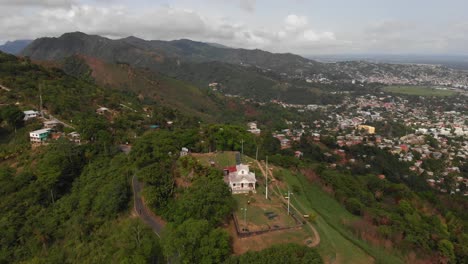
383,86,456,97
193,151,255,168
233,192,297,231
276,168,404,264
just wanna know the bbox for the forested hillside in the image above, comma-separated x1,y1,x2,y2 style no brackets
0,51,166,263
0,51,325,263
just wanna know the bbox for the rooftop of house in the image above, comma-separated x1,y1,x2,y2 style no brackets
30,128,51,135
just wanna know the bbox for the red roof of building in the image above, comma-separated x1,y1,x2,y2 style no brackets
224,166,237,173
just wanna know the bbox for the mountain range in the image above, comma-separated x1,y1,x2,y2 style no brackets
18,32,468,102
0,39,32,55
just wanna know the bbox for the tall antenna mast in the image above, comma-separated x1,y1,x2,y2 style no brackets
39,83,43,117
241,139,244,163
265,156,268,200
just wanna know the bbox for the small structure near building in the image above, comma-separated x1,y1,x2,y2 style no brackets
68,132,81,144
23,110,40,121
247,122,261,135
224,163,257,194
357,125,376,134
43,120,60,129
180,147,189,157
29,128,51,144
96,107,109,115
280,138,291,149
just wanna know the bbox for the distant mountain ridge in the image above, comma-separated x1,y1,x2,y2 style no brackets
21,32,468,98
21,32,325,76
0,39,32,55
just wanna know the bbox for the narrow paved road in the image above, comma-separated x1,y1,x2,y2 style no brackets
255,160,321,247
132,175,164,237
47,113,75,129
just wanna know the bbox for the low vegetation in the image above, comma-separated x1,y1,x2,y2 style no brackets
383,85,457,97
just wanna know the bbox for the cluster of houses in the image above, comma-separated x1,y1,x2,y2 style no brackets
263,93,468,196
24,110,81,145
247,121,305,150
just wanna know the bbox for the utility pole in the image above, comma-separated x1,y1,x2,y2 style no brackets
50,189,55,205
285,189,293,215
241,207,247,231
255,145,258,161
241,139,244,163
265,156,268,200
39,83,44,117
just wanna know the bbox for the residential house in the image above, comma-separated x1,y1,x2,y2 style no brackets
68,132,81,144
43,120,60,129
29,128,51,144
23,110,40,121
225,164,256,194
357,125,376,134
180,147,189,157
247,122,261,135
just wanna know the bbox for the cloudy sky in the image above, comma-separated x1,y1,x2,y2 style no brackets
1,0,467,55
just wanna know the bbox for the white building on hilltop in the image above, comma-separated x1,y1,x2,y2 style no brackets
225,164,256,194
23,110,40,121
247,121,261,135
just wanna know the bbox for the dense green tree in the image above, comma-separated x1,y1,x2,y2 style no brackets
139,161,175,209
162,219,230,264
0,105,24,129
169,176,235,226
438,239,455,263
345,198,364,216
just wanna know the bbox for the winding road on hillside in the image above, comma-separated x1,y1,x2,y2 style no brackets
132,174,164,237
255,160,321,247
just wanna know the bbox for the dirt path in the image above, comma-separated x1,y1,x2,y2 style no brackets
255,160,321,248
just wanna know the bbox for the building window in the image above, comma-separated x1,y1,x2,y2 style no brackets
233,183,236,187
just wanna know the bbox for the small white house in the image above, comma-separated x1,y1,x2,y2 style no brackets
29,128,51,143
247,122,261,134
180,147,189,157
225,164,256,194
23,110,40,121
68,132,81,144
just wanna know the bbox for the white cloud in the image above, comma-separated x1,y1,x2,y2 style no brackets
3,2,465,54
0,0,74,7
303,30,335,42
0,4,340,54
0,0,468,55
285,14,308,30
